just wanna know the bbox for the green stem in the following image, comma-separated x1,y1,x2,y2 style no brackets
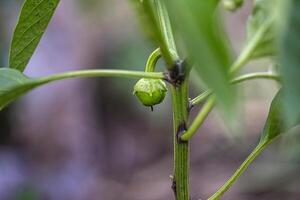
191,72,280,107
35,69,164,84
207,139,273,200
154,1,189,199
154,0,179,65
170,81,190,200
145,48,162,72
231,72,280,84
190,90,213,107
181,96,216,141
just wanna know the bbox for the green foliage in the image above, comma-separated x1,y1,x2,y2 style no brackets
163,0,235,113
133,78,167,106
0,68,42,111
2,0,300,199
246,0,277,59
259,90,284,144
279,0,300,126
260,89,300,144
9,0,60,72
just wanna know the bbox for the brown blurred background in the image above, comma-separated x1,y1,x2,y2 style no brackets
0,1,300,200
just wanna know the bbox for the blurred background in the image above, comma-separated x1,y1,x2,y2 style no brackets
0,1,300,200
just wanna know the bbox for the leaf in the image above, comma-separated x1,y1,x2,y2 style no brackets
279,0,300,126
246,0,277,59
259,90,284,143
260,89,300,144
163,0,235,113
130,0,175,65
0,68,43,110
9,0,60,72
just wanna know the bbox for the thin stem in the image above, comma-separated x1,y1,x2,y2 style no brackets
154,0,179,65
231,72,280,84
181,96,216,141
145,48,162,72
191,72,280,107
207,139,273,200
190,90,213,107
35,69,165,84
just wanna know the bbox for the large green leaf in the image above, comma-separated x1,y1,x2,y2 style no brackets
260,90,300,144
9,0,60,72
279,0,300,126
246,0,277,59
163,0,235,112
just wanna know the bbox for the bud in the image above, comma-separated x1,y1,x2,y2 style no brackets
133,78,167,107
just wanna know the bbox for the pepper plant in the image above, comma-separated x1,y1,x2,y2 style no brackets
1,0,300,199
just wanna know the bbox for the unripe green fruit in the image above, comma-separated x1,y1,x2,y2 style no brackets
133,78,167,106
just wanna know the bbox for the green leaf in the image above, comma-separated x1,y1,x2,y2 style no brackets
163,0,235,113
259,90,284,143
246,0,277,59
279,0,300,126
130,0,175,65
260,89,300,144
9,0,60,72
0,68,42,110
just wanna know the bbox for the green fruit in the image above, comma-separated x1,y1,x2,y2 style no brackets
133,78,167,106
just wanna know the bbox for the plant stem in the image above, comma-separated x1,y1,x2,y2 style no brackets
191,72,280,107
35,69,164,84
231,72,280,84
154,0,179,67
207,139,272,200
154,1,190,199
170,81,190,200
181,96,216,141
190,90,213,107
145,48,162,72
